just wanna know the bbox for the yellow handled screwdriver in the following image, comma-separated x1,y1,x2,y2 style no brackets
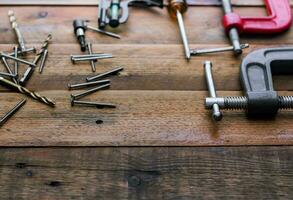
168,0,190,60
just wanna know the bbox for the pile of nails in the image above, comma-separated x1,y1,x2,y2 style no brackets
69,66,123,108
71,43,113,72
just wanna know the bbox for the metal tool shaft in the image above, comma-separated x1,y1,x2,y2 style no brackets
86,66,123,82
71,53,112,59
0,99,26,126
0,52,36,67
68,79,110,90
0,77,55,107
204,61,222,121
221,0,242,54
87,25,121,39
8,47,36,56
176,10,190,60
71,83,110,100
13,46,18,78
39,49,48,73
0,72,17,78
87,43,96,72
191,44,249,55
72,55,113,62
8,10,26,52
71,100,116,108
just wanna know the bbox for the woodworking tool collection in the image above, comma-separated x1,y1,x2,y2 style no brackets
1,0,293,127
0,11,55,126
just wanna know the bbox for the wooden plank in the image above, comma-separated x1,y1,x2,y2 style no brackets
1,0,293,6
0,6,292,45
0,147,292,199
0,91,292,146
0,44,292,92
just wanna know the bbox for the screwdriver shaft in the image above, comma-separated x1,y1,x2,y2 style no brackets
176,10,190,60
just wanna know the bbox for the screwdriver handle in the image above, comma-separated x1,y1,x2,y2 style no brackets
168,0,187,18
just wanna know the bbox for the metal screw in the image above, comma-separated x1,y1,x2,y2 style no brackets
71,99,116,108
0,99,26,127
87,43,96,72
68,79,110,90
71,83,110,100
86,66,123,82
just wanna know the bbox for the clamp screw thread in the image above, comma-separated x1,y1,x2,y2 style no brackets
224,96,248,110
279,96,293,109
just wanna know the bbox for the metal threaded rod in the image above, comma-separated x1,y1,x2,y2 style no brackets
206,96,293,110
0,77,55,107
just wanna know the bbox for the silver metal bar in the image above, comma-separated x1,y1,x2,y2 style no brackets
71,83,110,100
86,66,123,82
176,10,190,60
0,52,36,67
190,44,249,56
204,61,222,121
39,49,48,73
0,99,26,127
68,79,110,90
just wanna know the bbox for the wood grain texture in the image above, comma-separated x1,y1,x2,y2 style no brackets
0,5,292,146
0,91,292,146
0,147,292,199
0,6,292,45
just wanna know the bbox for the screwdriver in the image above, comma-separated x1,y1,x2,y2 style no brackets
168,0,190,60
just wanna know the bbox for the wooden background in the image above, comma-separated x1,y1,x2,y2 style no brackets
0,1,292,199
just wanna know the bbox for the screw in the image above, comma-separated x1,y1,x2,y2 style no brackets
68,79,110,90
71,83,110,100
71,100,116,108
204,61,222,121
87,43,96,72
86,66,123,82
0,99,26,127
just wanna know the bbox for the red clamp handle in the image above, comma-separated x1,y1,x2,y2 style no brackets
223,0,292,34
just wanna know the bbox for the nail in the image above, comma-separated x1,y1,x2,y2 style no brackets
68,79,110,90
0,52,36,67
71,83,110,100
86,66,123,82
71,100,116,108
87,43,96,72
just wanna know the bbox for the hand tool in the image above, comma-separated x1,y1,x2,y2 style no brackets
98,0,163,29
0,99,26,127
13,46,18,79
194,0,292,56
87,43,96,72
8,10,26,53
71,100,116,108
1,57,18,84
0,77,56,107
68,79,110,90
86,66,123,82
71,83,110,100
19,34,52,86
73,20,87,52
204,47,293,121
39,49,48,73
167,0,190,59
73,20,120,49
